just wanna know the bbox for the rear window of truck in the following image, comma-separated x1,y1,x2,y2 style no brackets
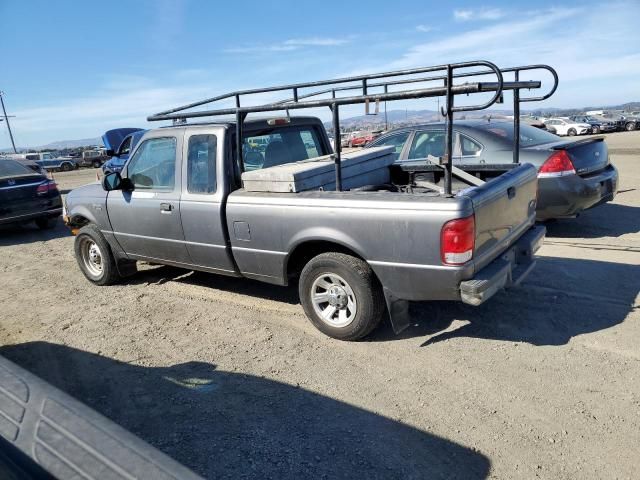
242,125,324,171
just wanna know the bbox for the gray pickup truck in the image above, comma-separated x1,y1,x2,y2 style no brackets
64,116,544,340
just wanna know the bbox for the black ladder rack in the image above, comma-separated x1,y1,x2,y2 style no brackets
148,61,558,195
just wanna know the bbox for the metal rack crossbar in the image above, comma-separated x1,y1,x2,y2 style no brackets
148,61,558,195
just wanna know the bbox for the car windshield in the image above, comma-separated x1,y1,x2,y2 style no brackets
474,122,560,147
0,159,35,177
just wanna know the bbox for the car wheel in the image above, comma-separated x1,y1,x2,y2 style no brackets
92,160,101,168
299,252,385,340
61,162,72,172
591,126,600,134
74,224,121,286
35,216,57,230
567,128,577,136
626,122,636,131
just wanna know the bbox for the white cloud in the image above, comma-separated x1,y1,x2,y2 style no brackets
224,36,350,54
416,24,433,33
454,8,505,22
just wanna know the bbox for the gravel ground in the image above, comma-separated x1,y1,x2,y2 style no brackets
1,132,639,479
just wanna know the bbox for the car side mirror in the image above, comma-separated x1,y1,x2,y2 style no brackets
102,172,134,191
106,149,117,157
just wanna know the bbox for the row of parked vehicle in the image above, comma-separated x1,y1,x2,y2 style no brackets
540,112,640,136
0,149,110,174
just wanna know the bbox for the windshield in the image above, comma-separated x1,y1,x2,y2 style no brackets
474,122,561,147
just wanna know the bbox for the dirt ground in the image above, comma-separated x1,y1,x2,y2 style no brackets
1,131,639,479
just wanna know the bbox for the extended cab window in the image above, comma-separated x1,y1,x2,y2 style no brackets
408,130,445,160
242,125,324,171
187,134,217,194
459,135,482,156
369,131,410,160
127,137,176,190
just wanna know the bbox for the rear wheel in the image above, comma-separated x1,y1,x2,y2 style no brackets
74,224,121,285
591,126,600,134
299,252,385,340
61,162,72,172
35,216,57,230
92,160,101,168
567,128,577,136
626,122,636,131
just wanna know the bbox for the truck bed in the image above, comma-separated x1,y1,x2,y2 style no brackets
226,163,538,302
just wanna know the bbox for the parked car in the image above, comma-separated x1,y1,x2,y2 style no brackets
0,158,62,228
348,130,381,147
600,112,637,131
366,121,618,220
101,128,146,174
64,116,543,341
78,149,110,168
0,153,47,174
544,118,591,136
36,156,79,172
569,115,617,134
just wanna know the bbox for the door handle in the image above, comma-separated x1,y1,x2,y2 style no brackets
160,202,173,212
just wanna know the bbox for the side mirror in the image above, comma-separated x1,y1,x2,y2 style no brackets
102,172,134,191
106,149,117,157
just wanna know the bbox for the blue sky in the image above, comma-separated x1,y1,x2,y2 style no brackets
1,0,639,148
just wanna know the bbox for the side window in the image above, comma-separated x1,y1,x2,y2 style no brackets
459,135,482,156
187,134,217,194
408,130,446,160
370,132,410,160
119,136,132,156
127,137,176,190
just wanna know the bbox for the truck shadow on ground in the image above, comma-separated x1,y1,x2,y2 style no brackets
0,219,70,246
0,342,490,480
370,256,639,347
543,202,640,239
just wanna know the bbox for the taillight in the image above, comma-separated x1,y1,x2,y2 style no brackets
441,215,475,265
36,180,57,195
538,150,575,178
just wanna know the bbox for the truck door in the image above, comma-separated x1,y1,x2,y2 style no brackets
179,130,237,274
107,133,191,263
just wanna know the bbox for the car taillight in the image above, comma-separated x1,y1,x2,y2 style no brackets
36,181,57,195
538,150,575,178
441,215,475,265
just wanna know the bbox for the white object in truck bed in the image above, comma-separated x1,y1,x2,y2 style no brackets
241,146,395,193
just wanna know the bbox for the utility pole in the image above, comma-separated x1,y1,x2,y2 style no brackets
0,91,18,153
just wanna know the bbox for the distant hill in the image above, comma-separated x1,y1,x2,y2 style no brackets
0,137,103,153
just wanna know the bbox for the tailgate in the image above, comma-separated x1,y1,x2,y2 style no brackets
459,163,538,273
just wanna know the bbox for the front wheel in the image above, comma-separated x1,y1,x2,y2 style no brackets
299,252,385,340
74,224,121,285
567,128,577,136
61,162,72,172
591,126,600,134
92,160,101,168
626,122,636,131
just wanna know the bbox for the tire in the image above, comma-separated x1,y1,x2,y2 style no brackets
61,162,72,172
567,128,577,136
298,252,385,340
626,122,636,131
92,160,101,168
74,224,121,286
591,126,600,134
35,216,57,230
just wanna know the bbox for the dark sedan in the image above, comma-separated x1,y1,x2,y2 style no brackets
367,121,618,220
569,115,617,134
0,159,62,228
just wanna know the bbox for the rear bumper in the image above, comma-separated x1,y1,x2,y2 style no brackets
0,206,62,225
459,225,545,306
536,165,618,220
